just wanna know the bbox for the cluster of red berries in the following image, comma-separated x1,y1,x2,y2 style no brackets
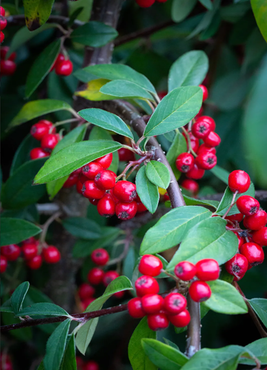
76,357,99,370
0,6,7,44
128,255,219,331
135,0,167,8
0,352,13,370
0,46,16,76
50,52,73,77
0,237,61,273
30,120,60,160
224,170,266,280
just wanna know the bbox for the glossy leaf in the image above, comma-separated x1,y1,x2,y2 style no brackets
183,195,219,209
168,51,209,91
59,334,77,370
143,86,202,137
145,161,170,190
128,317,157,370
141,206,211,255
75,79,115,101
167,217,238,270
251,0,267,42
136,166,159,214
216,184,255,216
0,218,41,247
79,108,134,140
100,80,153,100
199,0,213,10
166,131,187,179
172,0,197,23
62,217,101,240
76,276,133,355
11,282,30,314
70,21,118,47
248,298,267,328
23,0,55,30
34,140,122,184
52,125,87,155
46,176,68,200
10,134,39,175
18,303,69,317
239,338,267,365
210,166,229,184
142,339,188,370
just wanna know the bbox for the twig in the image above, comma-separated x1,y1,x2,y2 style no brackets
39,212,62,245
106,230,132,266
6,14,84,28
222,191,238,219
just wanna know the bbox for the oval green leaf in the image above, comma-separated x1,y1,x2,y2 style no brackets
0,218,42,246
136,166,159,214
240,338,267,365
248,298,267,328
100,80,153,100
10,134,39,175
172,0,197,23
24,0,55,30
11,282,30,314
18,303,69,317
145,161,170,190
251,0,267,42
62,217,101,240
70,21,118,47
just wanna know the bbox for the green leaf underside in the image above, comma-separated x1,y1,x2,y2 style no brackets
34,140,122,184
70,21,118,47
79,108,134,140
210,166,230,184
144,86,202,137
239,338,267,365
140,206,211,255
18,303,69,317
166,131,187,179
145,161,171,190
248,298,267,328
23,0,55,31
167,217,238,270
11,282,30,314
203,280,248,314
76,276,133,355
136,166,159,214
0,218,42,246
62,217,101,240
128,317,157,370
100,80,153,100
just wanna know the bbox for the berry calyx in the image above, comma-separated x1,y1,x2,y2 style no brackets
27,255,42,270
135,275,159,297
168,309,191,328
41,134,59,153
1,244,20,261
195,151,217,170
243,209,267,231
0,255,8,273
175,153,194,173
30,147,50,160
21,243,38,260
116,202,138,220
55,60,73,76
127,297,145,318
141,294,164,314
188,281,211,302
195,116,216,131
236,195,259,216
42,246,61,264
252,227,267,246
95,153,113,169
103,270,119,286
195,259,220,281
239,242,264,267
186,163,205,180
78,283,95,300
164,293,187,315
199,85,208,101
82,181,105,199
191,120,211,139
174,261,196,281
228,170,250,193
203,131,221,147
225,254,248,281
94,170,116,190
138,254,163,276
82,162,103,180
113,181,137,203
147,312,169,331
91,248,109,266
87,267,104,285
97,195,116,217
181,179,199,195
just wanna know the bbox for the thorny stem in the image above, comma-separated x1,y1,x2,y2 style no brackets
181,126,197,157
39,212,62,245
222,191,238,219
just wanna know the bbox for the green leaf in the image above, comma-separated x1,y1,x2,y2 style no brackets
75,79,115,101
216,184,255,216
167,217,238,270
142,339,188,370
75,64,156,94
248,298,267,328
1,158,47,209
140,206,211,255
166,131,187,180
59,334,77,370
70,21,118,47
76,276,133,355
100,80,153,100
62,217,101,240
203,280,248,314
10,134,39,176
199,0,213,10
52,125,87,155
25,39,61,98
79,108,134,140
128,317,157,370
11,282,30,314
171,0,197,23
18,303,69,317
145,161,170,190
0,218,41,246
9,100,72,128
210,166,229,184
183,195,219,209
136,166,159,214
23,0,55,30
239,338,267,365
143,87,202,137
168,51,209,91
251,0,267,42
44,319,71,370
34,140,122,184
46,176,68,200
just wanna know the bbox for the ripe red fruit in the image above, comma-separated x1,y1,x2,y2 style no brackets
78,283,95,300
103,270,119,287
113,181,137,203
95,153,113,169
116,202,138,220
82,181,105,199
27,255,42,270
141,294,164,314
0,31,4,44
97,195,115,217
30,147,50,160
0,255,8,273
41,134,59,153
195,152,217,170
94,170,116,190
195,259,220,281
199,85,208,101
0,60,16,76
81,297,95,311
91,248,109,266
76,179,84,194
0,17,7,31
82,162,103,180
147,312,169,331
197,144,216,156
181,179,199,195
127,297,145,318
192,120,211,139
203,131,221,147
89,198,99,205
0,46,16,61
239,242,264,267
228,170,250,193
22,243,38,260
63,172,79,188
50,52,65,71
183,132,199,153
114,291,124,299
168,309,191,328
174,261,196,281
164,293,187,315
1,244,20,261
196,116,216,131
0,6,6,16
136,0,155,7
0,353,12,370
175,152,194,173
55,60,73,76
22,237,38,246
43,246,61,264
135,275,159,297
30,121,55,140
252,227,267,246
189,281,211,302
236,195,259,216
231,231,245,249
83,360,100,370
118,148,135,162
186,163,205,180
76,357,84,370
243,209,267,231
137,200,147,213
139,255,163,276
225,253,248,281
225,213,243,223
87,267,104,285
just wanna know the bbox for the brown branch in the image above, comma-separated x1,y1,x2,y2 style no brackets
6,14,84,28
185,297,201,357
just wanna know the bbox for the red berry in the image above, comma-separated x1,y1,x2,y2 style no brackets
137,200,147,213
135,275,159,297
225,253,248,281
0,60,16,76
164,293,187,315
116,202,138,220
0,46,16,61
0,17,7,31
0,31,4,43
0,255,7,273
114,291,124,298
195,152,217,170
55,60,73,76
78,283,95,300
195,259,220,281
89,198,99,205
82,162,103,180
118,148,135,162
139,255,163,277
239,242,264,267
195,116,216,131
30,147,50,160
197,144,216,156
97,195,115,217
0,7,6,16
195,106,204,120
168,309,191,328
191,120,211,139
83,360,99,370
95,153,113,169
91,248,109,266
103,270,119,287
175,153,194,173
174,261,196,281
181,179,199,195
113,181,137,203
127,297,145,318
41,134,59,153
252,227,267,246
50,52,65,71
236,195,259,216
0,353,12,370
22,243,38,260
147,312,169,331
186,163,205,180
22,237,38,246
27,255,42,270
228,170,250,193
1,244,20,261
94,170,116,190
182,132,199,153
189,281,211,302
30,121,55,140
76,179,84,194
141,294,164,314
243,209,267,231
81,297,95,311
158,91,167,99
136,0,155,7
199,85,208,101
87,267,104,285
43,246,61,263
76,357,84,370
225,213,243,223
63,172,79,188
231,231,245,249
203,131,221,147
82,181,105,199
